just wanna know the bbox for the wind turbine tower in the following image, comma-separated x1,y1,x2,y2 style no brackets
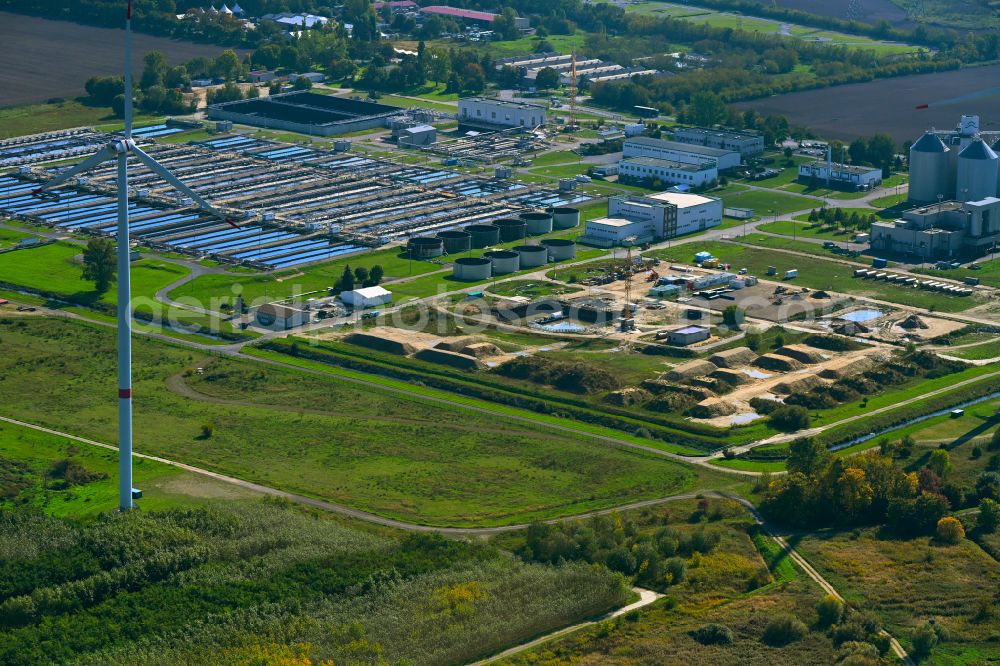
33,1,239,511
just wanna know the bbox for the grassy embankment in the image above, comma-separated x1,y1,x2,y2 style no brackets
0,316,705,527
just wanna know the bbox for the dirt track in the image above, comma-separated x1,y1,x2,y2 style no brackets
0,12,241,106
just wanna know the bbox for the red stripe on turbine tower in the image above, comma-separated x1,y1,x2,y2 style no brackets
127,0,132,19
119,388,132,399
225,217,240,229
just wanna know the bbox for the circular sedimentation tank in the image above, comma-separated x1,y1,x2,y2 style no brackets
514,244,549,268
436,229,472,254
520,211,553,235
407,236,444,258
550,206,580,229
484,249,520,275
465,223,500,248
453,256,492,281
494,217,527,242
541,238,576,261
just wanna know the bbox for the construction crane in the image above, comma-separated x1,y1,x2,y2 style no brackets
620,235,637,332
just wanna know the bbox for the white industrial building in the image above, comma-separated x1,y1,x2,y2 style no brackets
397,124,436,147
870,196,1000,259
667,325,710,346
797,161,883,191
618,156,718,187
623,137,741,170
909,115,1000,204
582,190,721,245
458,98,547,129
340,286,393,309
648,191,723,237
254,303,311,330
672,127,765,158
582,216,658,246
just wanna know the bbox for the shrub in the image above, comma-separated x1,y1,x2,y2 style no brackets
48,459,107,486
911,622,938,661
691,623,734,645
935,516,965,544
990,428,1000,451
978,498,999,533
977,472,1000,501
762,614,808,646
200,423,214,439
817,594,845,627
769,405,810,432
836,641,880,663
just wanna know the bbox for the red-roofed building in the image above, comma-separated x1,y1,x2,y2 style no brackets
420,5,528,28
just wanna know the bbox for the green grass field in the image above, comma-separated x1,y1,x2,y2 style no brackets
0,420,254,518
0,241,189,306
0,100,161,139
719,189,818,217
0,316,700,527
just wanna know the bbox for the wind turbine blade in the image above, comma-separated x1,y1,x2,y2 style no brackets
33,146,116,194
124,0,134,138
129,145,239,227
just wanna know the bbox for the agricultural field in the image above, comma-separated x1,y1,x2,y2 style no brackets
734,64,1000,143
0,12,241,106
631,2,923,55
0,316,702,527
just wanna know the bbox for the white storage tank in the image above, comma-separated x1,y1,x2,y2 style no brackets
957,138,999,202
520,211,553,235
908,132,950,204
514,245,549,268
541,238,576,261
550,207,580,229
453,257,492,281
484,249,520,275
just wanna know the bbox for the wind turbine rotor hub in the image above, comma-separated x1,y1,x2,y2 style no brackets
110,139,134,153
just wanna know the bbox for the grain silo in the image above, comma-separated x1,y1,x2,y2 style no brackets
514,245,549,268
494,218,527,242
550,207,581,229
484,249,520,274
436,230,472,254
465,223,500,248
453,257,492,281
407,236,444,258
520,211,553,235
541,238,576,261
908,132,950,204
956,138,999,202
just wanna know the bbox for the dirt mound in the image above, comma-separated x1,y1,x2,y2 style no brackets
755,353,805,372
709,346,757,368
899,314,929,330
665,359,716,380
641,379,715,400
460,342,504,358
344,332,417,355
774,344,827,364
710,368,752,385
773,373,824,395
435,337,478,352
414,348,485,371
819,355,875,380
605,387,653,407
689,397,738,418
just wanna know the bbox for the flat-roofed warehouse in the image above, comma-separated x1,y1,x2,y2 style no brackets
458,97,548,130
623,137,741,170
618,156,718,187
208,91,402,136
